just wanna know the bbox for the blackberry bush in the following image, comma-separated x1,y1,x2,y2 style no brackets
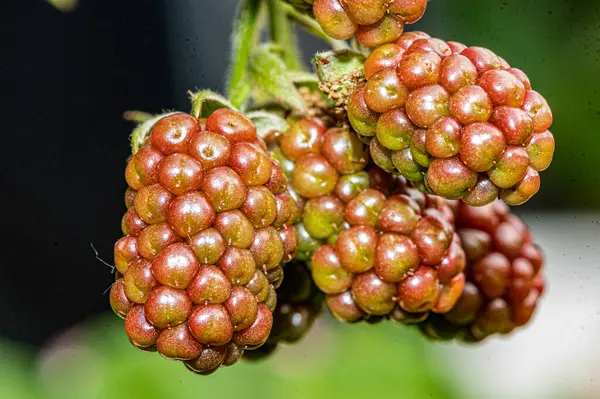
346,31,555,206
112,109,298,375
416,200,546,341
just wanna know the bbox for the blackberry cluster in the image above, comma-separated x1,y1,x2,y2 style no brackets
348,31,555,206
313,184,466,323
313,0,428,47
110,110,298,375
244,260,324,361
268,118,467,323
416,200,546,342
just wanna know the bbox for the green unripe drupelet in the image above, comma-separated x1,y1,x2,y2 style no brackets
113,110,299,375
348,32,555,206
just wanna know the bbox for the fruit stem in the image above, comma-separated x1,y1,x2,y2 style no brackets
267,0,303,71
123,110,154,123
226,0,266,109
283,4,349,50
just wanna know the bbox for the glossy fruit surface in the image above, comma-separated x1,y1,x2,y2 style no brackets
113,110,298,374
350,32,555,206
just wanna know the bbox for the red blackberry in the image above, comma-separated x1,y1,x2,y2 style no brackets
244,260,324,361
312,0,428,47
266,117,466,323
347,32,555,206
112,109,298,374
315,184,467,323
415,200,546,342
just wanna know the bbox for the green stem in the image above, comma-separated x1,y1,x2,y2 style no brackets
122,110,154,123
267,0,303,70
226,0,265,109
284,4,349,50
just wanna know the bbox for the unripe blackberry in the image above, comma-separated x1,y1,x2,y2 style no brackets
268,118,369,253
415,200,546,342
112,110,299,374
348,32,555,206
244,261,324,361
269,117,466,325
312,0,428,47
315,189,466,323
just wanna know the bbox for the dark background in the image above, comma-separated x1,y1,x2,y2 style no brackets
1,0,599,350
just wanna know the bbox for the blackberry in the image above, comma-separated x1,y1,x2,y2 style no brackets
415,200,546,342
268,118,466,323
347,32,555,206
315,184,467,323
312,0,428,47
112,109,299,374
244,260,324,361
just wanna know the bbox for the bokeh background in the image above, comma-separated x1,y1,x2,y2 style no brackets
1,0,599,398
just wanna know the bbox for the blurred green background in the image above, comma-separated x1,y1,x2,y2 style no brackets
1,0,599,398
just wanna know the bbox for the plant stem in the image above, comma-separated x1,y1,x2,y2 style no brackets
267,0,303,70
226,0,265,109
284,4,349,50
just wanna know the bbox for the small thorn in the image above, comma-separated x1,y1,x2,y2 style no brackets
263,264,268,274
204,257,209,264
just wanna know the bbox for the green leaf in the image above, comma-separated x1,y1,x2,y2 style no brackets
249,44,308,115
226,0,265,109
189,90,238,120
247,110,290,139
313,49,365,84
287,70,320,91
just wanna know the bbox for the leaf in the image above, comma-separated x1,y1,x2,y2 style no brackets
249,44,308,115
287,70,320,92
189,90,238,120
313,49,365,84
247,110,290,139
